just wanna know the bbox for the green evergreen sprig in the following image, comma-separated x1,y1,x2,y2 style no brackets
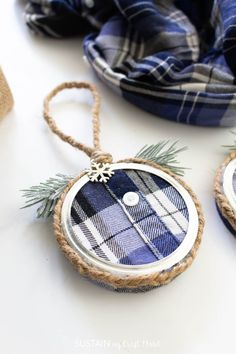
135,141,187,176
22,141,187,218
21,174,73,218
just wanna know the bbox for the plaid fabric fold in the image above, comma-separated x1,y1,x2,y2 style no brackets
70,169,189,265
23,0,236,126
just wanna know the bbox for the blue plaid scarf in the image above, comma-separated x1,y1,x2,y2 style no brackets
24,0,236,126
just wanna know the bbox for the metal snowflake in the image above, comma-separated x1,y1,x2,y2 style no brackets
86,160,114,183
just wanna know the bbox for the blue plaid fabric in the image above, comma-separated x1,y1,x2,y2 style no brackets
70,169,189,265
24,0,236,127
233,170,236,195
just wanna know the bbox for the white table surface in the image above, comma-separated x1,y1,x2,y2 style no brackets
1,2,236,354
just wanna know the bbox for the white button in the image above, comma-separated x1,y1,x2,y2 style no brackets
85,0,94,8
123,192,139,206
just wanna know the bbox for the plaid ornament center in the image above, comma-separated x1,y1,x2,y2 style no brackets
70,169,189,265
233,170,236,196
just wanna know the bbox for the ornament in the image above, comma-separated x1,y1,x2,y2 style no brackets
22,82,204,292
214,135,236,235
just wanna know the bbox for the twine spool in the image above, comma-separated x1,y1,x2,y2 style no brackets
0,68,13,119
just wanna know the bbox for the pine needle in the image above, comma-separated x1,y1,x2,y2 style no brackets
21,174,73,218
21,141,187,218
135,141,187,176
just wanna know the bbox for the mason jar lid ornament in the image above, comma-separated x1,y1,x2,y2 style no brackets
214,139,236,235
22,82,204,292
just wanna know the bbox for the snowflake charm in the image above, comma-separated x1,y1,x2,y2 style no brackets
86,160,114,183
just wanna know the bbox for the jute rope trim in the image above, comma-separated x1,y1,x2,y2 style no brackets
214,151,236,230
54,158,204,290
43,82,112,164
0,68,13,119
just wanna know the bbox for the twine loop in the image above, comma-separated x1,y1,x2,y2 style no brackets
91,150,113,164
43,81,113,164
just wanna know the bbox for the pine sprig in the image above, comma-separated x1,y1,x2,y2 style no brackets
22,141,187,218
135,141,187,176
21,174,73,218
223,131,236,150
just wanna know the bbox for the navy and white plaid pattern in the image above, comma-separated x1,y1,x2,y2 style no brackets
233,170,236,195
70,169,189,265
24,0,236,126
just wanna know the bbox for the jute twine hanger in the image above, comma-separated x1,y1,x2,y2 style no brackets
40,81,204,290
43,81,113,164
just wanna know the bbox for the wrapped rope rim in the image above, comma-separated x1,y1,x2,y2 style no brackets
214,151,236,231
54,158,204,290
